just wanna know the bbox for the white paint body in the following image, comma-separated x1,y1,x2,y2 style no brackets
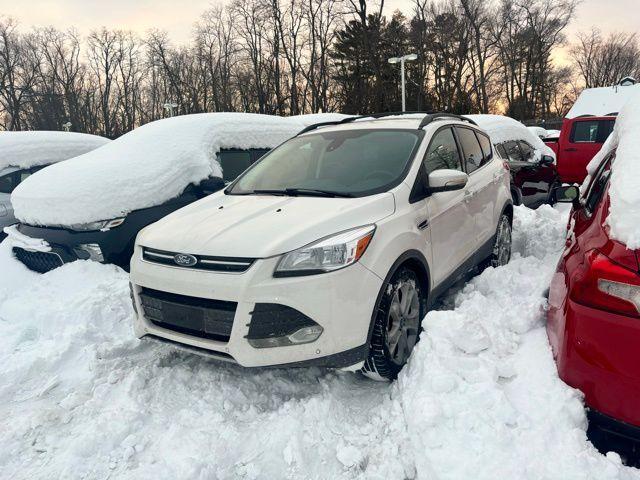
130,118,512,368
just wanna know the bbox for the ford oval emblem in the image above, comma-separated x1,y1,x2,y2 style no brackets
174,253,197,267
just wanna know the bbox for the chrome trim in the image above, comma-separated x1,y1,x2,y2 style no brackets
199,258,252,266
144,251,174,260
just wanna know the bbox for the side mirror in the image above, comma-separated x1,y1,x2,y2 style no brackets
198,176,226,195
540,155,555,166
428,169,468,193
554,185,580,205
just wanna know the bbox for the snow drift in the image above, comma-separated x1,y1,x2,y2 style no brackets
11,113,349,227
0,131,109,172
1,205,638,479
467,114,556,160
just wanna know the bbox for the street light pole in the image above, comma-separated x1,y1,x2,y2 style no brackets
388,54,418,112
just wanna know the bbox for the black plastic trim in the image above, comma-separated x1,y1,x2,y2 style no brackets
246,303,319,339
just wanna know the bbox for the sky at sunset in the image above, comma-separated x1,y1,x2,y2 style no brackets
1,0,639,56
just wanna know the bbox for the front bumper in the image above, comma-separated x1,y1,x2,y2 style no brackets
130,246,382,368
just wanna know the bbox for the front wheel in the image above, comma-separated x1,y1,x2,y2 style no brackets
362,266,427,381
489,214,512,268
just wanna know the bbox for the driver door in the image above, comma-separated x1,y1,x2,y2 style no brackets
422,127,475,286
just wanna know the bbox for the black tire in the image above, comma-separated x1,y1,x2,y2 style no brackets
362,266,427,381
488,213,512,268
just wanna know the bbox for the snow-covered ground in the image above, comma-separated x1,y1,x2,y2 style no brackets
1,205,639,479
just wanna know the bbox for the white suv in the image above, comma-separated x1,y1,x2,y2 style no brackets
129,113,512,380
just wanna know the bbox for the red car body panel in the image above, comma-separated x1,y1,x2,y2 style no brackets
547,116,616,184
548,179,640,428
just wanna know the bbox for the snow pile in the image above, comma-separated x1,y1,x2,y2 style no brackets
1,205,639,479
467,114,556,160
527,125,548,140
11,113,349,227
567,84,639,118
0,131,109,172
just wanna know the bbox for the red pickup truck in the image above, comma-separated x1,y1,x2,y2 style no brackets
545,116,615,184
545,79,637,184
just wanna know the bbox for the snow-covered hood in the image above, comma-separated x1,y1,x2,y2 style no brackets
0,131,109,171
11,113,351,227
137,192,395,258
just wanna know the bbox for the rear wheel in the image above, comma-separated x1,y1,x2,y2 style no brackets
362,266,426,381
489,214,512,268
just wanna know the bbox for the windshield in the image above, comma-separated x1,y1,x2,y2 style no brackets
227,128,422,197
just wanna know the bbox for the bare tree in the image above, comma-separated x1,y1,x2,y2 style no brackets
571,28,640,88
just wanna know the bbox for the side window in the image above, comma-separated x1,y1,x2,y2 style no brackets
476,132,493,164
496,144,508,159
219,150,254,182
424,127,462,174
584,155,613,213
0,172,17,194
251,149,270,162
571,120,612,143
518,141,535,162
503,141,523,162
456,127,484,174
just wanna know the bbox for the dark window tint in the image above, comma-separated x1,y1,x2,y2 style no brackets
519,141,535,161
252,149,270,162
571,120,615,144
502,141,523,161
0,172,17,194
585,155,613,213
424,128,462,174
477,132,493,163
496,144,508,159
219,150,254,182
456,127,484,173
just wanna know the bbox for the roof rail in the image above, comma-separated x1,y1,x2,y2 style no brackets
417,113,477,129
296,111,477,136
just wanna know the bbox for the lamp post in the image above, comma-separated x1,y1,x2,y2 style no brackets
163,102,178,117
388,54,418,112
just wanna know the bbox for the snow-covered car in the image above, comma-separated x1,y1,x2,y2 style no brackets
468,115,558,209
6,113,346,273
0,131,109,241
548,87,640,459
527,126,548,140
129,112,513,379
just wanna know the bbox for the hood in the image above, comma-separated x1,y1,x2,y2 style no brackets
137,192,396,258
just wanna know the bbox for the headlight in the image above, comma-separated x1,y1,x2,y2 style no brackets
274,225,375,277
69,217,125,232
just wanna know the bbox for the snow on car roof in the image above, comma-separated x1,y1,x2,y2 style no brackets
0,131,109,172
466,114,556,160
11,112,350,227
566,83,638,119
583,86,640,248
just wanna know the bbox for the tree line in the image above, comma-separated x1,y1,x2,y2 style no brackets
0,0,639,137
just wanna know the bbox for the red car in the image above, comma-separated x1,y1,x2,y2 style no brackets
545,115,615,184
548,149,640,457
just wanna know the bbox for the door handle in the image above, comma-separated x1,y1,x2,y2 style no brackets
565,147,578,152
417,219,429,230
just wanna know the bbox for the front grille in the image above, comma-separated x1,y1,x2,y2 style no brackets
142,247,255,273
13,247,64,273
139,287,237,342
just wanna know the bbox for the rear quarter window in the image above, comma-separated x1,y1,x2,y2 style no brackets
571,120,615,144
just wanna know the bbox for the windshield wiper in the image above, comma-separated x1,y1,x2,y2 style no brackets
252,188,354,198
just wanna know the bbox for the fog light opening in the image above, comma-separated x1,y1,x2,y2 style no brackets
73,243,104,262
247,325,323,348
